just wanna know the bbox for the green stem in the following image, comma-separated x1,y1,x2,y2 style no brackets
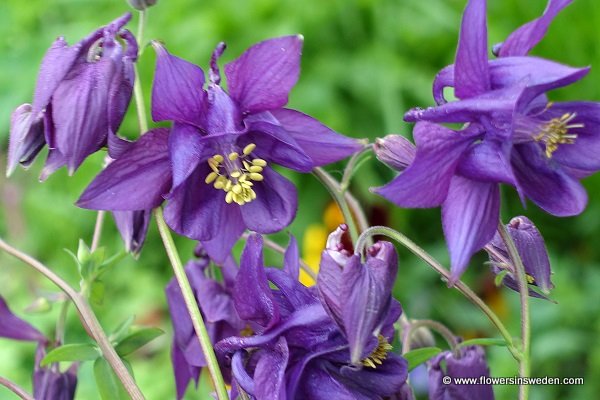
340,143,372,192
312,167,359,243
402,319,460,357
355,226,522,362
90,210,106,252
55,300,70,345
133,10,149,134
153,208,229,400
0,238,144,400
498,221,530,400
0,376,33,400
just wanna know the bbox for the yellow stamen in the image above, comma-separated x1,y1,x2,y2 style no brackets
362,335,393,369
228,152,239,161
252,158,267,167
205,172,218,184
225,191,234,204
249,172,263,181
534,112,582,158
249,165,263,173
213,154,224,163
230,170,242,178
243,143,256,155
526,274,535,285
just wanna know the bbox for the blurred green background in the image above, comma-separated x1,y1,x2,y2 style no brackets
1,0,599,399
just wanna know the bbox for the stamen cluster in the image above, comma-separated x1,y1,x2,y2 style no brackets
534,113,582,158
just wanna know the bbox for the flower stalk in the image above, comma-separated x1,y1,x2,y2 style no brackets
354,226,522,362
498,221,531,400
402,319,460,357
0,376,34,400
0,238,144,400
153,208,229,400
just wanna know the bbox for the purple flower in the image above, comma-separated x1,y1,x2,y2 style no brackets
77,36,362,261
486,216,553,299
7,13,138,179
0,296,77,399
33,346,78,400
375,0,599,283
374,135,416,172
428,345,494,400
165,245,244,399
215,234,407,399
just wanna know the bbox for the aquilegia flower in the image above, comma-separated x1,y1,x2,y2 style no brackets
7,13,138,179
428,345,494,400
485,216,553,299
78,36,361,261
375,0,600,283
0,296,77,400
165,245,244,399
215,233,407,399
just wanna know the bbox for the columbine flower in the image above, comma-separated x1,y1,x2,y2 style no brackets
375,0,599,283
0,296,77,400
486,216,553,299
77,36,361,261
428,345,494,400
7,13,138,179
215,234,407,399
165,245,244,399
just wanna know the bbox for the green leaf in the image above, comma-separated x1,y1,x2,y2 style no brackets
94,357,129,400
41,343,100,366
494,269,509,287
404,347,442,371
115,327,164,357
89,280,105,307
457,338,508,348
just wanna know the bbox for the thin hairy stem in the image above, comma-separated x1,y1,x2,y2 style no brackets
402,319,460,358
0,238,144,400
340,143,372,192
153,208,229,400
498,221,530,400
355,226,522,362
90,210,106,252
0,376,33,400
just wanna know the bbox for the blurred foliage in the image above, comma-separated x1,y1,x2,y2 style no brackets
1,0,600,399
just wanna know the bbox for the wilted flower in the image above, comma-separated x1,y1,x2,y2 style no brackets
486,216,553,299
376,0,599,283
7,13,138,179
215,234,407,399
78,36,361,261
165,245,244,399
428,345,494,400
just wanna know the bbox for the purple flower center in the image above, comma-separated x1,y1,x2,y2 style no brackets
204,142,267,205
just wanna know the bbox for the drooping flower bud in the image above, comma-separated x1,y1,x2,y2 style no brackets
428,345,494,400
127,0,158,11
486,216,553,298
374,135,416,172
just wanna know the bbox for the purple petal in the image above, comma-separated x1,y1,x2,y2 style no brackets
511,143,587,216
206,85,244,134
169,123,212,189
200,205,246,263
163,164,232,241
224,35,303,113
0,297,45,342
454,0,490,99
542,101,600,171
457,139,516,184
151,42,207,128
31,37,84,117
253,338,289,400
40,149,67,182
317,251,345,329
339,354,408,397
269,108,363,166
112,209,151,254
374,135,416,172
77,128,172,211
7,104,45,176
442,176,500,284
284,235,300,279
244,114,314,172
299,366,366,400
499,0,573,57
374,122,476,208
234,235,280,328
171,343,198,400
240,168,298,233
266,268,315,312
33,346,78,400
342,242,398,364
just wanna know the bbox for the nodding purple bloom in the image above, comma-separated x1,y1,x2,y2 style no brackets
374,135,416,172
7,13,138,179
376,0,599,283
428,345,494,400
215,234,407,400
486,216,553,299
77,36,362,261
0,297,77,400
165,245,244,399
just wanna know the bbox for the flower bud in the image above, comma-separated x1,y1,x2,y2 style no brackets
127,0,158,10
374,135,416,171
